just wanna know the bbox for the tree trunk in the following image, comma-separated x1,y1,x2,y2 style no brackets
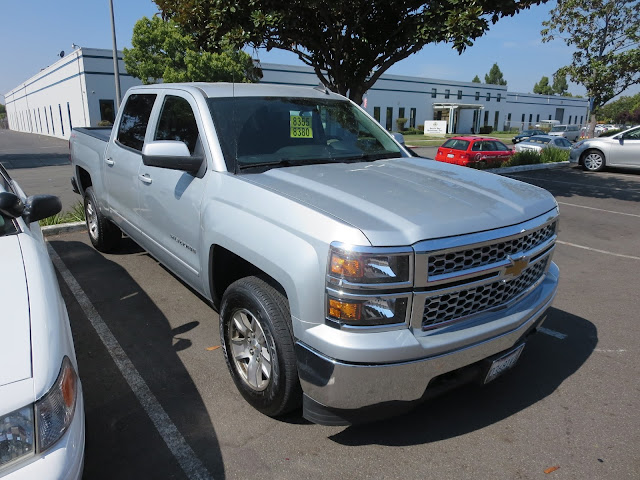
588,114,597,138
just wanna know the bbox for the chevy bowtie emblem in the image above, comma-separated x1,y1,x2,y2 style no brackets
505,256,529,277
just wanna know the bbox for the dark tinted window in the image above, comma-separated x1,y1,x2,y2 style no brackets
99,99,115,124
154,96,199,154
117,94,157,151
492,141,510,151
442,139,470,150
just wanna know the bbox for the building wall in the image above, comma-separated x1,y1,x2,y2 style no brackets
4,48,140,139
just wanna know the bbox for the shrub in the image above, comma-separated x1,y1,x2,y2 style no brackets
479,126,493,134
505,150,541,167
417,124,424,132
396,117,408,131
540,147,570,163
97,120,113,127
597,128,622,137
38,201,86,226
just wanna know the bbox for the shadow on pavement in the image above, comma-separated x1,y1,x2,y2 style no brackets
49,239,225,480
0,152,70,169
329,307,596,447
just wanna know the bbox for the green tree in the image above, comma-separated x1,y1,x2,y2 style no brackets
154,0,547,104
472,75,481,83
123,16,261,84
552,71,569,95
0,103,6,119
599,93,640,123
542,0,640,134
484,63,507,85
533,76,553,95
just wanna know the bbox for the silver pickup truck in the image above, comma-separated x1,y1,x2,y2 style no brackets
70,83,559,425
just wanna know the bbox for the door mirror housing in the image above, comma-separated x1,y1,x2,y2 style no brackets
0,192,62,223
142,141,203,174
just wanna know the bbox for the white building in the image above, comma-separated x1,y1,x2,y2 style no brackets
5,47,589,139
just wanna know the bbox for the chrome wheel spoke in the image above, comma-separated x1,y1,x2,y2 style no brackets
228,308,273,391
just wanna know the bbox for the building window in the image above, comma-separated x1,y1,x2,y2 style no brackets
568,115,572,124
484,110,489,127
494,111,500,130
548,115,552,120
445,89,450,99
457,90,462,100
410,108,416,128
67,102,73,130
373,106,380,122
58,104,65,136
399,107,405,119
529,114,533,124
580,116,584,125
475,91,480,101
497,93,501,102
49,106,55,134
38,108,43,132
99,99,116,124
486,92,491,101
44,108,49,134
432,88,437,98
386,107,393,131
536,114,540,123
521,114,525,123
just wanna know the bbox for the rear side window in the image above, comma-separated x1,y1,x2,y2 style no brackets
442,139,470,150
492,141,510,151
154,96,199,154
117,94,157,151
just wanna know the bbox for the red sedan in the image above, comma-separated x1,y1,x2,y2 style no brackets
435,136,514,167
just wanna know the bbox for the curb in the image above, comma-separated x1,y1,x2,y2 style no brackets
490,161,570,174
42,221,86,237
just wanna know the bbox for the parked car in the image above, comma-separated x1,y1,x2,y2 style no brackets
514,135,573,153
435,136,514,166
70,83,559,425
547,124,581,142
570,125,640,171
0,165,84,479
512,129,546,144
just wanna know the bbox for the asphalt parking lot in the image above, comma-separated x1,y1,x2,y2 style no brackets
4,130,640,479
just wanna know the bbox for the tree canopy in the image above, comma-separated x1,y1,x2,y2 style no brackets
484,63,507,85
541,0,640,113
123,16,261,84
552,71,569,96
154,0,547,104
533,76,553,95
472,75,481,83
599,93,640,124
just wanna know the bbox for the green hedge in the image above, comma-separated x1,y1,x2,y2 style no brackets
468,148,569,170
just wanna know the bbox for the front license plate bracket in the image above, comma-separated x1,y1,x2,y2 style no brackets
483,343,525,384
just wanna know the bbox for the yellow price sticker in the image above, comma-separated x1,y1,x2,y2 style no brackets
290,115,313,138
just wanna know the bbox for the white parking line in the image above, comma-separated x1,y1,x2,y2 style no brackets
556,240,640,261
557,201,640,219
538,327,568,340
47,244,214,480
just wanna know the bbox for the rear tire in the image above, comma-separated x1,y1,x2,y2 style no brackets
84,186,121,252
220,276,301,417
582,149,605,172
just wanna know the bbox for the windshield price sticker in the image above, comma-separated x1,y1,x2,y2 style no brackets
290,115,313,138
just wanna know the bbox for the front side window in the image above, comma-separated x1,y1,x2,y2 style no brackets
208,97,403,172
117,94,157,151
154,96,199,154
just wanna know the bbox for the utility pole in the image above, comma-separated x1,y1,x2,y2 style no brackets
109,0,122,109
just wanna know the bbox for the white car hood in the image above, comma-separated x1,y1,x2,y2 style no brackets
0,235,32,387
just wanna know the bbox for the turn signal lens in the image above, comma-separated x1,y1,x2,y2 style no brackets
329,299,361,321
330,255,363,278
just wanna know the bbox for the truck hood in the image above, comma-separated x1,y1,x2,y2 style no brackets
243,158,557,245
0,235,32,387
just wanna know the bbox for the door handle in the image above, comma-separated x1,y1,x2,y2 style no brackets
138,174,152,185
105,157,115,166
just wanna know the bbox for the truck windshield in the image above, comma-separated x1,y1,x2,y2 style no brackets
207,97,403,172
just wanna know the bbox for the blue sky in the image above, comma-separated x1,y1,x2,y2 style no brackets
1,0,637,103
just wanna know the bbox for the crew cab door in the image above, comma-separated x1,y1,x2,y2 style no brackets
104,92,158,233
609,127,640,166
136,91,208,287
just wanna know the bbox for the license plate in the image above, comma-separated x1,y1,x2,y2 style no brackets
484,344,525,384
447,153,454,158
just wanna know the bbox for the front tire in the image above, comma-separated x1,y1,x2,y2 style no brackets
84,186,121,252
220,276,301,417
582,150,605,172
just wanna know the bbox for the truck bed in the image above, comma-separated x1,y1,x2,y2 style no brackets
72,127,112,142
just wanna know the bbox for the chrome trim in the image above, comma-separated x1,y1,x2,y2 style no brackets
299,274,558,410
325,287,412,332
413,208,558,288
327,242,414,291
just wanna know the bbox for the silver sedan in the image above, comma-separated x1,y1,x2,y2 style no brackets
514,135,572,153
570,125,640,172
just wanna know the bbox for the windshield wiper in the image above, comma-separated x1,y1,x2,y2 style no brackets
336,152,402,162
237,157,338,172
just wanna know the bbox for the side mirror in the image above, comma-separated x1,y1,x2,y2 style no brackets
0,192,61,223
142,141,203,174
391,132,405,146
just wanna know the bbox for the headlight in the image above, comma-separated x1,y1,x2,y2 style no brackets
327,292,410,327
0,406,35,472
327,244,413,288
35,356,78,452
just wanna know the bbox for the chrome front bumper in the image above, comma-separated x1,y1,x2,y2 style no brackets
297,262,558,412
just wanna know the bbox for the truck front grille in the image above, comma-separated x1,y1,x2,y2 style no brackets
428,221,556,278
422,257,548,329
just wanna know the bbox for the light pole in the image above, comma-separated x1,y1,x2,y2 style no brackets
109,0,122,109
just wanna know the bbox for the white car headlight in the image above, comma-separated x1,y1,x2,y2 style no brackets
35,356,78,452
0,406,35,472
